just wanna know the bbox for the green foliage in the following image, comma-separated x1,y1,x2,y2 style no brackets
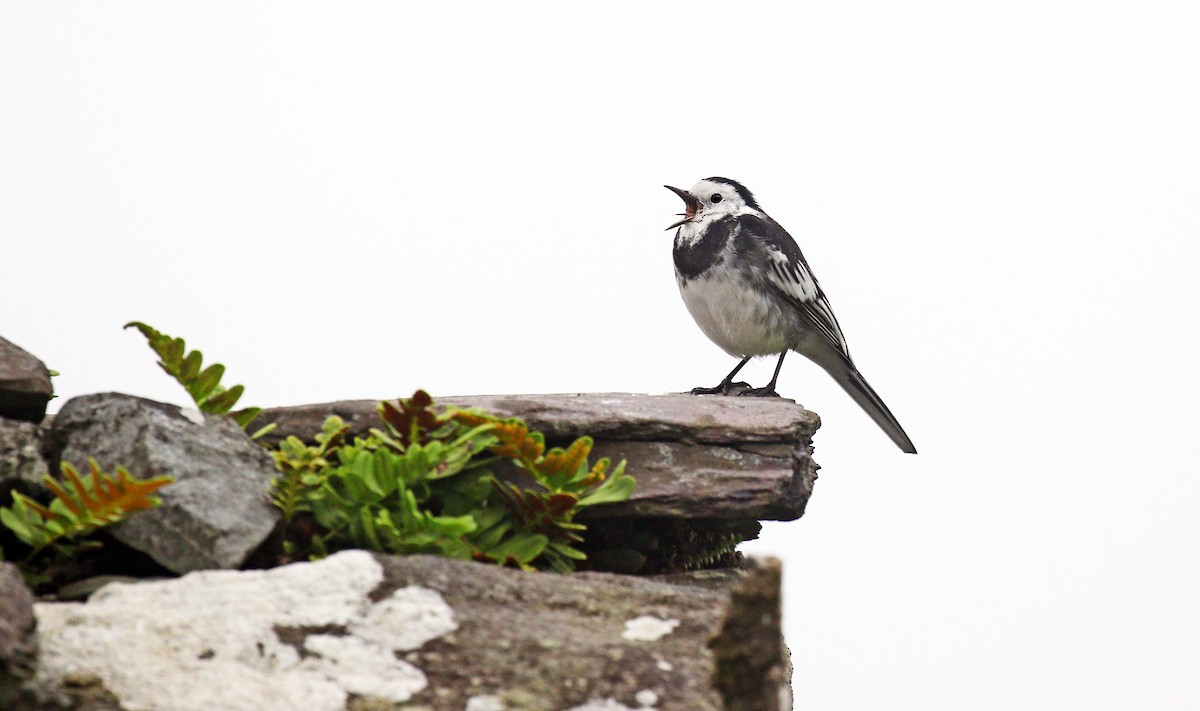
270,416,349,526
450,408,636,572
270,390,636,572
0,459,173,563
124,321,274,440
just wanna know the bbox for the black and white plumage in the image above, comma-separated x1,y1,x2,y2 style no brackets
666,177,917,454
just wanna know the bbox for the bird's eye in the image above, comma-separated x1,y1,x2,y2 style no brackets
711,194,723,203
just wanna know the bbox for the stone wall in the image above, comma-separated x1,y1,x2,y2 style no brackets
0,337,815,710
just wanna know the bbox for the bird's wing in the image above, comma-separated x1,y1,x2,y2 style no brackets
740,214,852,360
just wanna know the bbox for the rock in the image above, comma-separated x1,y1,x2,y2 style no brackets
374,552,738,709
30,550,780,710
0,418,51,502
0,337,54,423
48,393,280,574
0,564,39,706
0,562,38,703
709,559,791,711
256,393,820,522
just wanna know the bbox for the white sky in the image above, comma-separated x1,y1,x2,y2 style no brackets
3,2,1199,708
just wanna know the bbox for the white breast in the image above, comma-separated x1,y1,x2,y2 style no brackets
678,268,793,357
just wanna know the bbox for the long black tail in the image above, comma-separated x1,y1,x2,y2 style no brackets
826,360,917,454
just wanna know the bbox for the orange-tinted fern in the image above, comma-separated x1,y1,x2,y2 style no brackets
0,459,173,560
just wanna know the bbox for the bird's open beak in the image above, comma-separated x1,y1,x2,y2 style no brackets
664,185,701,230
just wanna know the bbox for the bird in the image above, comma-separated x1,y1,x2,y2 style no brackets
665,177,917,454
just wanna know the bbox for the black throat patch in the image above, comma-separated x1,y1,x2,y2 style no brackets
674,216,737,281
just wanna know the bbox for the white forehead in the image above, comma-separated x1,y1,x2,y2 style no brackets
690,179,742,204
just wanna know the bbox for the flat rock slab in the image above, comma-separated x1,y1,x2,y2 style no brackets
257,393,821,521
0,337,54,423
28,551,785,711
48,393,280,574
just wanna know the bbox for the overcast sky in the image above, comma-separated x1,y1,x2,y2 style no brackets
3,2,1199,709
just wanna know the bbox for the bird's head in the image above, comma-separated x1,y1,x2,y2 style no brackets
664,177,760,230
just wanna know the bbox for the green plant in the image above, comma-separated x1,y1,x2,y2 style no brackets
449,407,635,571
270,390,636,572
271,416,349,528
125,321,274,439
126,324,637,572
0,459,173,564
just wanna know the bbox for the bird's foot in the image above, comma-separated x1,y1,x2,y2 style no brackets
737,386,780,398
689,381,751,396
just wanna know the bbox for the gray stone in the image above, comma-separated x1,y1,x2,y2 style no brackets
710,559,791,711
0,418,51,502
373,552,743,710
255,393,820,521
0,337,53,423
29,550,784,710
48,393,280,574
0,562,38,703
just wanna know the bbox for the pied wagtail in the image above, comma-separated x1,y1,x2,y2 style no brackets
666,177,916,454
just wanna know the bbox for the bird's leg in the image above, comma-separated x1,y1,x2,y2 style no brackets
690,356,752,395
739,351,787,398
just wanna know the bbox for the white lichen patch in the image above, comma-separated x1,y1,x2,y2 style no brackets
621,615,680,642
298,634,427,700
466,695,506,711
351,585,458,650
563,700,640,711
635,689,659,707
33,550,457,711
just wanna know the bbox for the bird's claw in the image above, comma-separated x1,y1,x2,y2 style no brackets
689,381,751,396
737,386,780,398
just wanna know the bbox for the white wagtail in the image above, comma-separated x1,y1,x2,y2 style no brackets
665,177,916,454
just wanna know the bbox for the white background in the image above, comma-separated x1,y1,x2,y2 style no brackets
4,2,1199,708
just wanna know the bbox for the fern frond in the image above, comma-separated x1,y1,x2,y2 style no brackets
0,458,173,561
273,392,636,573
125,321,265,434
55,459,172,522
540,437,592,479
378,390,442,448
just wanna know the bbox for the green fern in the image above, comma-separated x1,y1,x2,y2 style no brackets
449,409,636,572
0,459,173,562
269,391,636,572
270,416,349,525
125,321,274,439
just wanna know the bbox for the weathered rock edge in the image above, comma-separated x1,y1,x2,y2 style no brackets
257,393,821,521
0,337,54,423
710,558,790,711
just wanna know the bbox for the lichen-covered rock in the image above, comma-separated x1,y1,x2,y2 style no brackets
373,552,734,710
29,551,785,710
0,337,54,423
48,393,279,573
256,393,820,521
0,417,50,501
31,552,449,711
